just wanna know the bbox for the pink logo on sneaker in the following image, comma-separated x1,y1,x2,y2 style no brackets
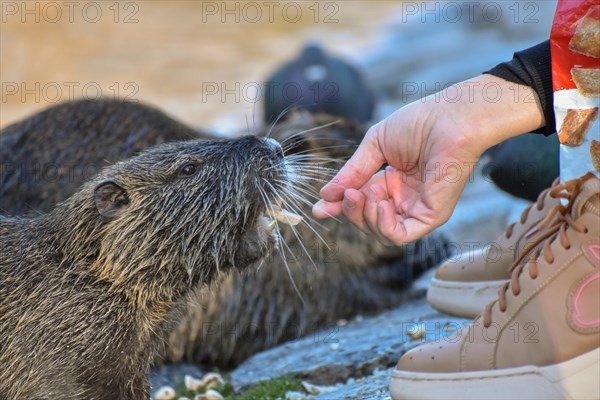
589,245,600,263
569,244,600,331
573,271,600,327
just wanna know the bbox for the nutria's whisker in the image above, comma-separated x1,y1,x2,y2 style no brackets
285,145,358,156
283,144,357,155
258,182,306,302
287,180,323,198
277,171,342,226
278,126,348,146
273,187,334,247
264,104,302,138
277,241,306,304
285,165,338,178
278,120,342,145
291,195,342,226
289,175,337,185
263,180,319,271
264,161,339,180
263,156,341,170
254,177,271,249
277,179,320,197
274,179,320,201
275,184,320,220
255,180,273,217
286,164,340,172
286,154,344,163
291,171,337,181
286,155,343,163
283,164,344,177
252,95,258,134
280,196,333,233
286,195,326,219
266,194,321,273
286,159,341,169
262,178,331,246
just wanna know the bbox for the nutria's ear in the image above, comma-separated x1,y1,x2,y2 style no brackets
94,181,130,218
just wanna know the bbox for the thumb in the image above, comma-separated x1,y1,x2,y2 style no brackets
320,128,386,202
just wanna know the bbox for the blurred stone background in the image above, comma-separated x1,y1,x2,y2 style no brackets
1,0,556,134
2,1,397,131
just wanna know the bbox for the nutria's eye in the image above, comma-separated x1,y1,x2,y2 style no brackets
178,163,198,178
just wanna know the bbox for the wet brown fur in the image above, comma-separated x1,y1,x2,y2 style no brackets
0,124,285,399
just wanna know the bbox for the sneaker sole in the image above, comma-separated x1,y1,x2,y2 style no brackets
427,278,507,318
389,347,600,400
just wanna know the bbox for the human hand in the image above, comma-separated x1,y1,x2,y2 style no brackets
312,75,545,245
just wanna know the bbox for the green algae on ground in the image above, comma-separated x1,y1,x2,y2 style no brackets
167,376,302,399
225,375,303,400
215,381,235,398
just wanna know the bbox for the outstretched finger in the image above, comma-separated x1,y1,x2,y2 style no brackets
312,199,343,219
320,128,386,203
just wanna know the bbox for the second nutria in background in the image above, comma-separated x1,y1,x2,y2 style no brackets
0,99,206,216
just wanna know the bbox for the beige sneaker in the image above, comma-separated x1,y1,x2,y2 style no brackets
390,174,600,400
428,178,562,318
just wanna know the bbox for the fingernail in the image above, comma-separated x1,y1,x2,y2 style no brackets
312,204,325,219
344,198,356,210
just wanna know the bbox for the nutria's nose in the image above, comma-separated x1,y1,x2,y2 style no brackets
265,138,284,160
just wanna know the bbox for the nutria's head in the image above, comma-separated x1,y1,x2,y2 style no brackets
49,135,287,293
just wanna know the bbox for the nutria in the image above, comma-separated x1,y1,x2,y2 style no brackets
0,135,287,399
0,100,451,371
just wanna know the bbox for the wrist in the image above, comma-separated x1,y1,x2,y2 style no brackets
432,74,546,154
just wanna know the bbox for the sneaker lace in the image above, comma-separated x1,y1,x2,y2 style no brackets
483,177,589,328
504,181,561,239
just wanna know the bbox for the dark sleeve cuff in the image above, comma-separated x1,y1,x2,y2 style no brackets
485,40,555,136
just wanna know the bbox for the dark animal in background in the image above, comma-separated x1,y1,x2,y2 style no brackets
484,133,560,201
263,42,376,125
0,99,205,216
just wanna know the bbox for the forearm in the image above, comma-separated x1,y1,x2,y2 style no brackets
427,74,546,155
